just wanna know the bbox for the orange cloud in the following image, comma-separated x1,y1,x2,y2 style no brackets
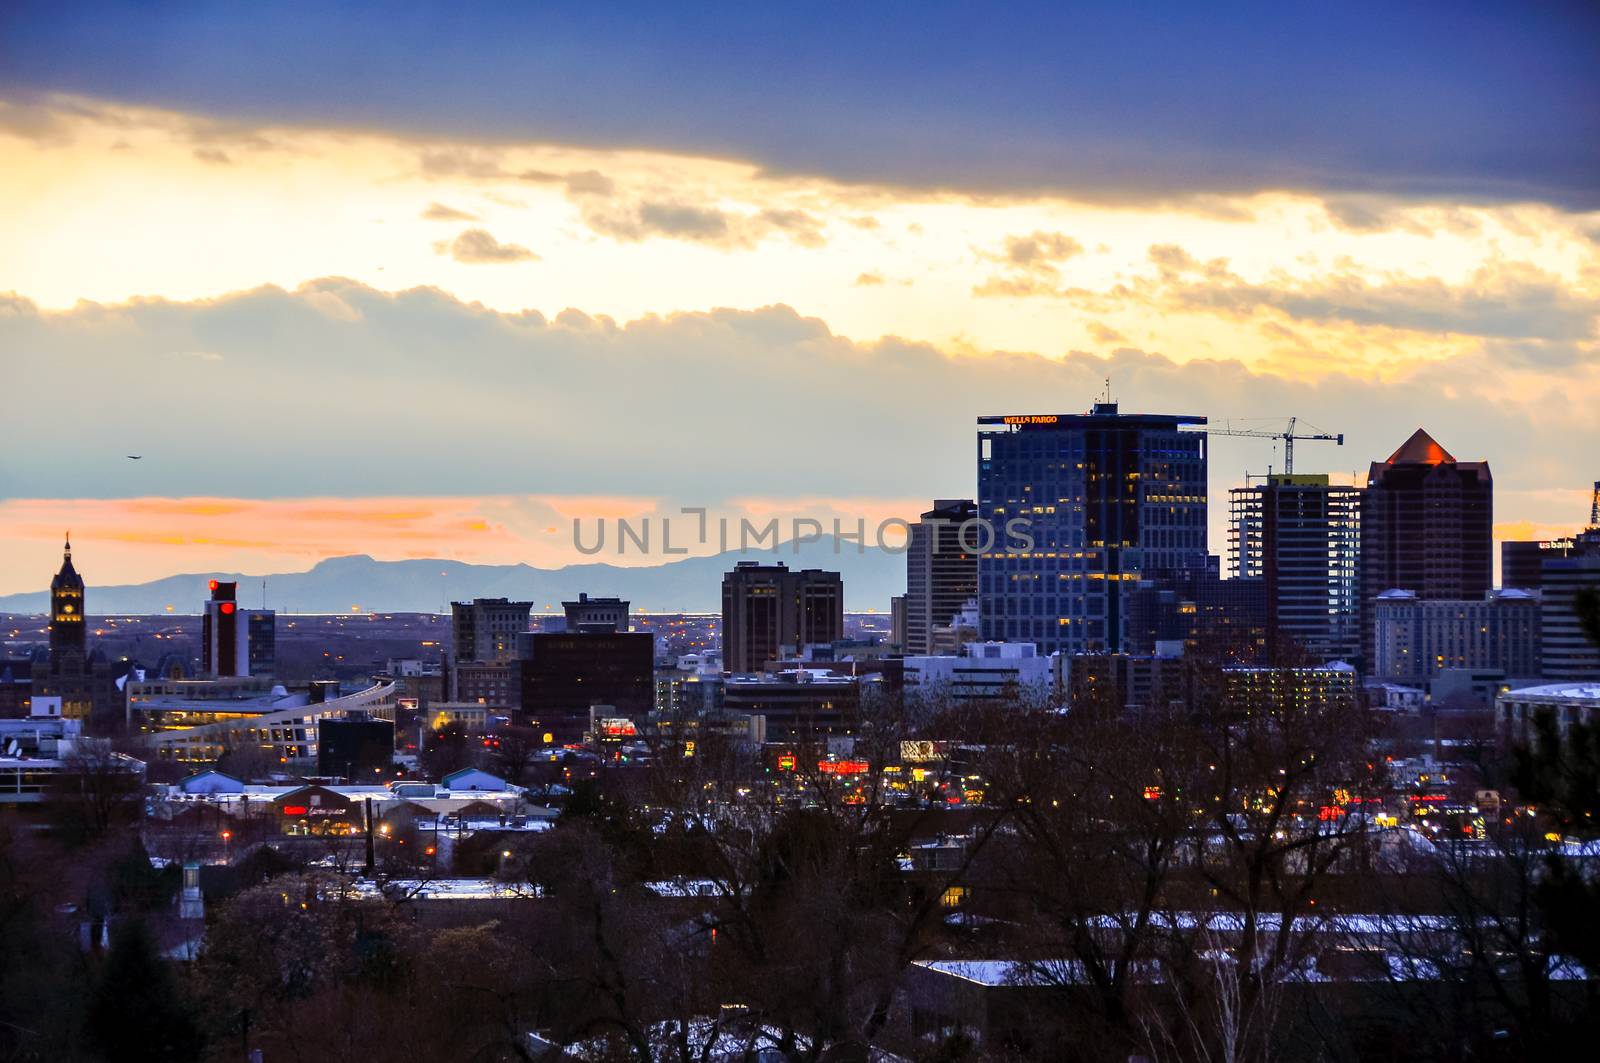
0,493,929,593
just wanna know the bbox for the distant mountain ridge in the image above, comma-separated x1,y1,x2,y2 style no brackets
0,545,904,615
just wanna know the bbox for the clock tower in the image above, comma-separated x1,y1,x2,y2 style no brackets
50,534,86,661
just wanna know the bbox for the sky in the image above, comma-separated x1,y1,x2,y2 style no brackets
2,2,1598,596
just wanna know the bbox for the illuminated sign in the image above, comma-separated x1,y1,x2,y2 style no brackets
777,753,797,772
818,760,869,775
1317,806,1346,821
1143,785,1162,801
899,740,938,763
599,718,637,737
282,805,343,817
1002,415,1060,426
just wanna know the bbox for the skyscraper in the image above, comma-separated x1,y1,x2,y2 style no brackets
1359,429,1493,668
904,499,978,656
200,580,275,677
720,562,843,673
1540,530,1600,681
976,403,1208,654
1229,474,1361,663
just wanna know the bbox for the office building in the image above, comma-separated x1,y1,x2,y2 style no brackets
720,670,860,742
519,630,655,743
976,404,1208,655
1124,567,1270,665
1502,539,1565,591
901,642,1055,706
450,598,533,663
1229,475,1361,663
1223,663,1359,717
452,660,519,709
201,580,276,677
1541,530,1600,680
563,593,631,632
1062,649,1195,716
929,598,981,655
720,563,844,673
1371,589,1542,685
1360,429,1493,667
316,713,395,777
889,595,907,651
448,597,532,704
904,500,979,656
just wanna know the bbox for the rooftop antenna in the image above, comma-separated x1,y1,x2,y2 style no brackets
1590,480,1599,529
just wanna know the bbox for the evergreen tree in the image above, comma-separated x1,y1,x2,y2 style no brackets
84,919,205,1063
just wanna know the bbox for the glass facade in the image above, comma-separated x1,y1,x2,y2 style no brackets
976,404,1208,654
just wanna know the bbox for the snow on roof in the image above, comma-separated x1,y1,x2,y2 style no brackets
1499,682,1600,702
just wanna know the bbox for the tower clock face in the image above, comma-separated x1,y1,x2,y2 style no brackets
62,604,75,615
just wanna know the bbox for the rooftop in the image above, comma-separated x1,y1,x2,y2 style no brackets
1499,682,1600,702
1384,427,1456,465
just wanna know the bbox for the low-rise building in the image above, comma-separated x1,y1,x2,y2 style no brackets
1496,681,1600,739
1,708,145,808
1223,662,1359,717
902,642,1056,706
721,670,862,741
130,679,395,766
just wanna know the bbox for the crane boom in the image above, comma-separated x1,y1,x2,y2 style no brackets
1202,417,1343,474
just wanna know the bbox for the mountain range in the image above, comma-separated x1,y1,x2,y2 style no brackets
0,544,904,615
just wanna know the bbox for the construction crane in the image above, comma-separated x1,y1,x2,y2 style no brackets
1203,417,1343,475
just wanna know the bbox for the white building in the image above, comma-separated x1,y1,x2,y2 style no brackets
1497,681,1600,739
1,706,145,806
901,642,1056,706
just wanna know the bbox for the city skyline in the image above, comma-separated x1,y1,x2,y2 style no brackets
3,3,1598,594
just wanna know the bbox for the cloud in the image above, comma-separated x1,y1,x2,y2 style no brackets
581,200,826,250
433,228,537,263
562,170,614,197
7,7,1595,207
854,272,885,287
1140,246,1600,348
421,201,480,221
974,230,1085,297
3,280,1594,555
191,146,231,165
1004,231,1082,266
1087,322,1125,346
